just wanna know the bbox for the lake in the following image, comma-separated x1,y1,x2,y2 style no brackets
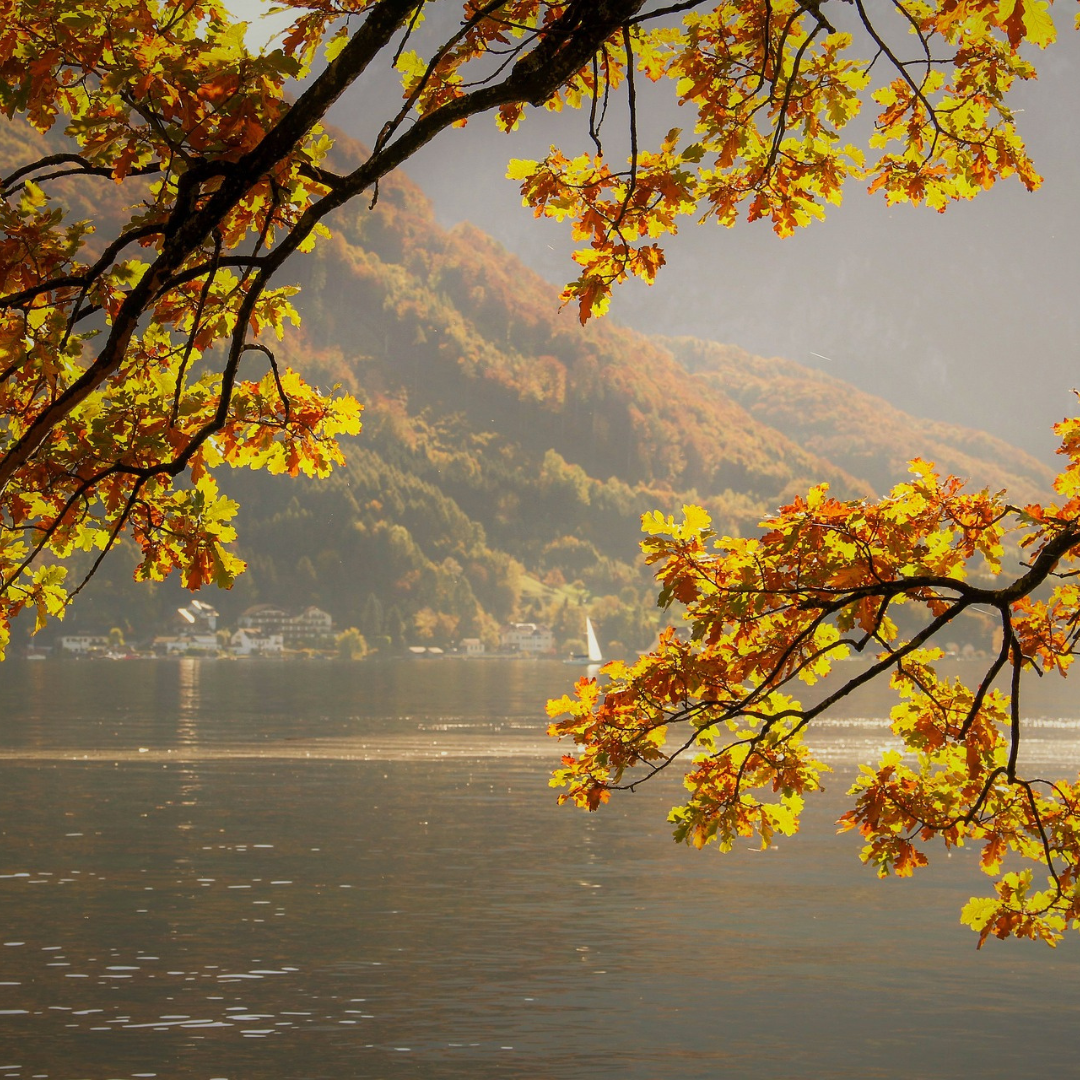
0,658,1078,1079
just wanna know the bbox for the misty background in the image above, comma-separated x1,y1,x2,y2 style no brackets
229,1,1080,462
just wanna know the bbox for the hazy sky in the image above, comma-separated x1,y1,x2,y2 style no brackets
229,1,1080,461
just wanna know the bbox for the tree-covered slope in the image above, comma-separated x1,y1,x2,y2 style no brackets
10,120,1051,652
287,135,869,506
663,338,1051,503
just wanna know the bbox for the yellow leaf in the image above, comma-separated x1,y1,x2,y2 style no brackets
324,26,349,63
19,180,47,213
1019,0,1056,47
679,504,711,537
506,158,539,181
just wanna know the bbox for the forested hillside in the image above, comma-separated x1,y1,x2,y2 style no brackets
665,338,1050,502
12,121,1052,654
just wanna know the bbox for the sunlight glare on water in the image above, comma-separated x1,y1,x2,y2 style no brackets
0,658,1078,1078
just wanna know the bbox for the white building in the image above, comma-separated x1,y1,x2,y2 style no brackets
230,628,284,657
177,599,218,631
154,633,219,656
500,622,555,654
290,605,334,646
460,637,485,656
59,633,110,655
238,604,334,648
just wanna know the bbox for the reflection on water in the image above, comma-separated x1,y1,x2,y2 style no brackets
0,659,1078,1079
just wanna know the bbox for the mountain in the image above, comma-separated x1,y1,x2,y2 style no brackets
663,337,1050,502
2,121,1055,653
291,132,1051,500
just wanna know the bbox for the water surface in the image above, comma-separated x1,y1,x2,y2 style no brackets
0,658,1078,1079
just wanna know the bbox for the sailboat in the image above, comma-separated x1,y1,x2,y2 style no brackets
565,617,603,666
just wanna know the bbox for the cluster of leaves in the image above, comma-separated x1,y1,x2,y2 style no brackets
0,0,370,653
506,0,1058,320
550,418,1080,945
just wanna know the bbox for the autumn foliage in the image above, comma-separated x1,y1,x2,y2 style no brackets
550,421,1080,946
0,0,1064,651
507,0,1055,319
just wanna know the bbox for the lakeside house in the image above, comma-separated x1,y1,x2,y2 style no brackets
230,628,284,657
152,632,219,656
238,604,335,648
177,599,218,632
58,633,110,656
56,602,334,658
500,622,555,655
151,600,222,655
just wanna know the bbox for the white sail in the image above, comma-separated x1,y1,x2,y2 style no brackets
585,618,602,664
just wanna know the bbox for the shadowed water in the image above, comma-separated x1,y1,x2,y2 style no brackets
0,658,1078,1079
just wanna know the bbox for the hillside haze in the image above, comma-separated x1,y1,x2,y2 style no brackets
3,121,1054,652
